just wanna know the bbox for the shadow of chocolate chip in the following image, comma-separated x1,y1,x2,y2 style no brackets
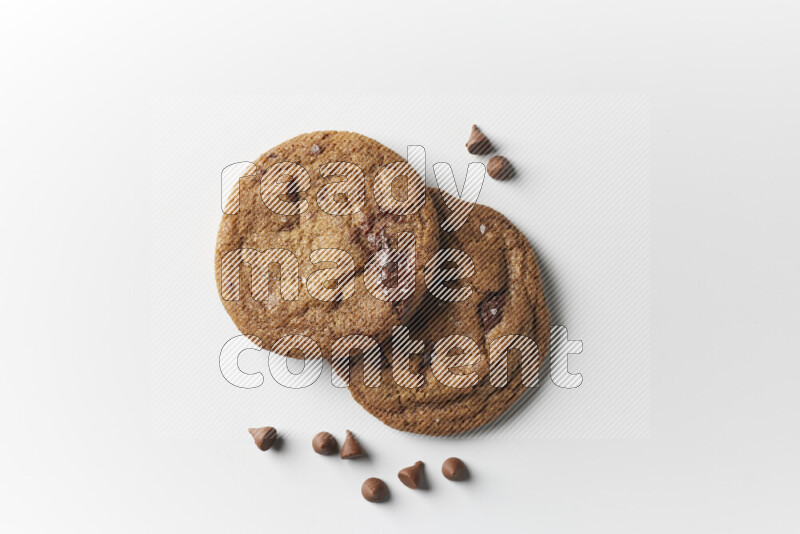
416,463,431,490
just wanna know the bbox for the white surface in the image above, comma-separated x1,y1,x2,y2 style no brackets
150,94,649,441
2,1,799,532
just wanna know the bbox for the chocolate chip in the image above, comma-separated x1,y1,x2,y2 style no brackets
248,426,277,451
398,461,424,489
310,143,324,155
410,342,434,373
466,125,492,155
382,261,399,288
442,457,468,481
285,179,301,203
312,431,338,455
478,290,506,331
361,477,389,503
487,155,514,180
367,227,390,250
421,343,434,368
340,430,365,459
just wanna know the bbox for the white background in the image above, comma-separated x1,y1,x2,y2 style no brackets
150,94,649,442
2,1,799,532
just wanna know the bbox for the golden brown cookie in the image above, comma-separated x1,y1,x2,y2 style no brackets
215,131,439,358
342,189,551,435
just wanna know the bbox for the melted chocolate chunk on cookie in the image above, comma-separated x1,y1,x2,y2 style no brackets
285,179,301,204
349,214,380,248
367,226,390,250
420,341,434,368
478,290,507,331
382,260,399,288
278,218,298,232
409,341,435,373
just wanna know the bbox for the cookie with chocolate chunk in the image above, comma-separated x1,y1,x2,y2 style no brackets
215,132,439,358
342,189,550,435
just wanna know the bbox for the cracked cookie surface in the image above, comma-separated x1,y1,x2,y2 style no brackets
215,131,439,358
342,189,551,435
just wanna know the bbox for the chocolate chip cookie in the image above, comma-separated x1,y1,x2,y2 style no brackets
215,131,439,358
341,189,550,435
